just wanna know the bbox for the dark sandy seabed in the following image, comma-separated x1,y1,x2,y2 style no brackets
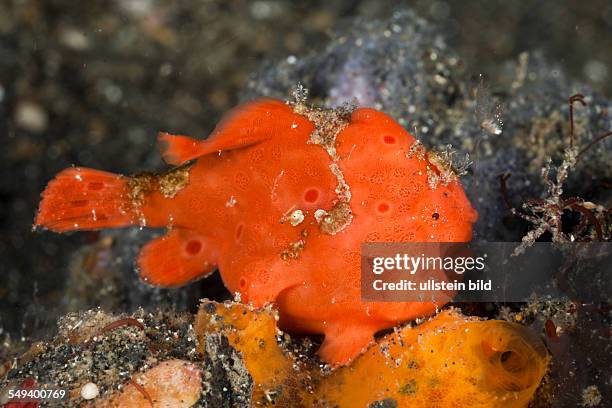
0,1,611,406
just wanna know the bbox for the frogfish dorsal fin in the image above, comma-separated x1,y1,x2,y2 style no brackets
158,98,301,165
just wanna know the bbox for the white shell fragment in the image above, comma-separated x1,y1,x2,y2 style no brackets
314,209,327,223
81,382,100,400
289,209,305,226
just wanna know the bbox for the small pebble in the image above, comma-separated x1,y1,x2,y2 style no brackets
59,28,89,50
15,101,48,133
81,382,100,400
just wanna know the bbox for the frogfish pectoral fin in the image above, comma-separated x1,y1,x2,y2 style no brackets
158,98,307,165
137,228,217,287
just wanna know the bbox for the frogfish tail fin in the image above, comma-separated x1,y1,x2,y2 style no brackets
35,167,136,232
158,132,205,166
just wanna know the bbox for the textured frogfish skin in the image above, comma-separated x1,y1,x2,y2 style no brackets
35,98,477,365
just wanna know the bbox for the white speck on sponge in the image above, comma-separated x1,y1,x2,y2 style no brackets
81,382,99,400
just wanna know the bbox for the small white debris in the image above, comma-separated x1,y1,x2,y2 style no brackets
584,59,608,83
314,209,327,223
292,83,309,104
101,82,123,104
15,101,48,133
480,118,503,135
159,63,173,76
225,196,237,208
581,385,602,407
81,382,99,400
270,170,285,201
288,209,305,226
59,28,89,50
476,78,504,135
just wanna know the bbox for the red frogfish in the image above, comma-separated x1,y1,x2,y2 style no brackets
35,97,477,365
